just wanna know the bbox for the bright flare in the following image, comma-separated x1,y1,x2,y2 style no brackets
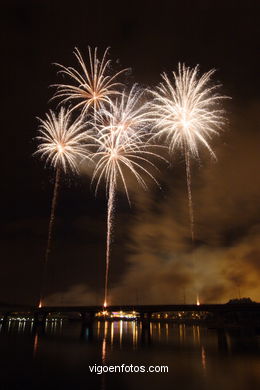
53,47,128,115
150,63,226,240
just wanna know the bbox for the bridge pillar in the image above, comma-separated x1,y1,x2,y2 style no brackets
33,311,47,326
140,312,152,328
139,312,152,344
217,328,228,353
80,312,95,341
42,312,48,324
212,311,226,328
81,311,95,326
1,312,9,326
33,312,40,325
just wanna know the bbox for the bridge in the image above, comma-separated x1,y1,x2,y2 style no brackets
0,303,260,327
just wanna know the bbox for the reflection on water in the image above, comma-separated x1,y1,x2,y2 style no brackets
0,319,259,390
33,331,39,356
201,345,206,371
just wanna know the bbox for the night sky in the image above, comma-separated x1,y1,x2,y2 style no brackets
1,0,260,305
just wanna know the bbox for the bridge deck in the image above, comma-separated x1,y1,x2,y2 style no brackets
1,303,260,314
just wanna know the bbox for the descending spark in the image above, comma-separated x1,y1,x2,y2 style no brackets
87,86,165,306
35,107,89,306
52,46,129,116
150,63,226,240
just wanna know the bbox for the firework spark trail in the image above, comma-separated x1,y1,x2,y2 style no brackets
35,107,90,306
150,63,226,241
87,86,166,306
45,167,60,265
184,144,194,242
52,46,129,117
104,181,115,307
40,166,61,306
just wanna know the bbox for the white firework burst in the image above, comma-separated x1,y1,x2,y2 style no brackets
35,107,89,172
150,63,227,240
52,46,129,116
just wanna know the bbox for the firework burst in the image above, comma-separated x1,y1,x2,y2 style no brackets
52,46,129,116
87,86,165,306
36,107,88,172
150,63,226,240
35,107,89,306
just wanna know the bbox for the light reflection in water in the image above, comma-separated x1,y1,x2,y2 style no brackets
179,324,183,343
97,320,100,338
101,322,108,390
192,325,201,344
226,333,231,350
0,318,258,390
33,332,39,357
201,346,207,371
119,320,123,348
102,337,107,364
1,317,258,389
110,322,114,347
104,321,108,337
165,323,169,341
0,319,239,368
94,320,213,355
132,321,138,349
159,323,161,340
101,321,108,364
197,325,201,344
193,325,196,343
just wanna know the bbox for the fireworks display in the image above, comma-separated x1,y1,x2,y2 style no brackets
150,63,226,240
53,47,128,116
35,107,89,306
35,107,88,172
88,86,164,306
34,46,227,308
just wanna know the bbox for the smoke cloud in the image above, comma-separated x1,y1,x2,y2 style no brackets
46,101,260,305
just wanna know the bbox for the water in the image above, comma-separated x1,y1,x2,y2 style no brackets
0,320,260,390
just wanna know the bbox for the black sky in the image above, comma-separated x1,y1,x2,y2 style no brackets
1,0,260,305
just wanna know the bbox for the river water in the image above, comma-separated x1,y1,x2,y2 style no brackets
0,320,259,390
